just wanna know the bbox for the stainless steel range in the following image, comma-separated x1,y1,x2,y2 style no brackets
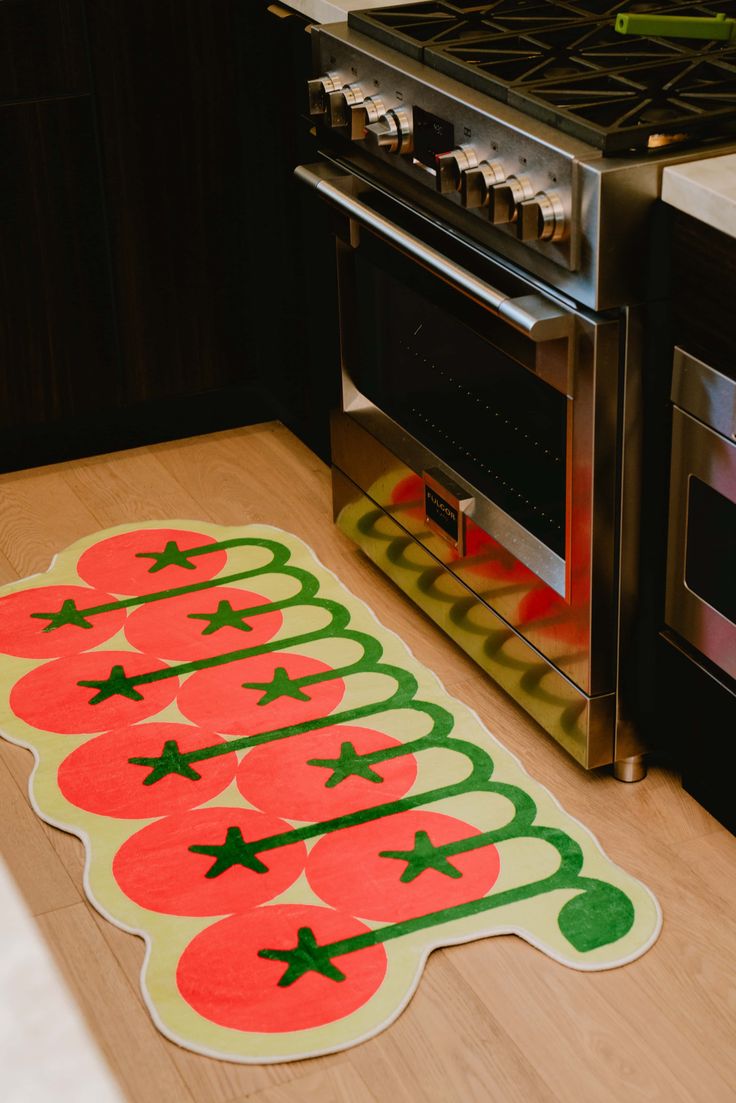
296,0,736,779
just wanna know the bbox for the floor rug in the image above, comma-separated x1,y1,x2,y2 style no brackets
0,521,661,1063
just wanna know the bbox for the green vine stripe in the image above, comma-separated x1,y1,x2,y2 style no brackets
0,523,661,1062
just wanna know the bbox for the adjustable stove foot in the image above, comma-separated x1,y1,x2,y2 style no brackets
612,753,647,783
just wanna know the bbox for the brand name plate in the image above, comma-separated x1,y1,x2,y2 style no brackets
423,468,473,556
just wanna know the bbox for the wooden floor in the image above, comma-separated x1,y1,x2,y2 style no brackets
1,422,734,1103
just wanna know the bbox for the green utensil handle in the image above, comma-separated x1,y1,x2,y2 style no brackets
614,11,736,40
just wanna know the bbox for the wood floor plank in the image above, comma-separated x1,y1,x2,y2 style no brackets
0,423,733,1102
351,952,562,1103
0,751,81,916
238,1064,379,1103
37,903,194,1103
152,423,337,535
678,827,736,913
449,935,733,1103
58,444,208,528
0,545,19,585
1,738,88,901
0,466,100,579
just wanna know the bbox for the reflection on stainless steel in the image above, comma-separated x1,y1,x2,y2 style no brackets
671,347,736,443
666,407,736,679
333,467,615,769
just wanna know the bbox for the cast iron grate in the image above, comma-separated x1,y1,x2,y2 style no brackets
348,0,729,58
427,20,697,99
507,52,736,151
349,0,589,60
349,0,736,149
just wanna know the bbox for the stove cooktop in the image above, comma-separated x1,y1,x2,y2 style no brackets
349,0,736,152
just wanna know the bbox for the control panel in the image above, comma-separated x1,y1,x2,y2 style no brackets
307,30,583,270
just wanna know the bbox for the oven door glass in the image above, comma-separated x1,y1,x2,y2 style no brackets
351,235,568,558
685,476,736,625
666,406,736,680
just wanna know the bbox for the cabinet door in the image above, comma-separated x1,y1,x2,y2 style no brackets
0,0,89,104
670,211,736,375
84,0,259,405
0,97,119,438
236,1,340,459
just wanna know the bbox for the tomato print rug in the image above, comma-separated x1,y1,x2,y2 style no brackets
0,521,661,1063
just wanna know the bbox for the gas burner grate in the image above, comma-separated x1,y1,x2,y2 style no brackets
349,2,494,61
349,0,592,60
348,0,736,60
349,0,736,150
427,20,699,101
505,52,736,151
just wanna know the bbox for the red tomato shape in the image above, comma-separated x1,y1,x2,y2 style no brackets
57,723,237,818
307,809,500,922
389,477,534,586
124,586,282,661
0,585,127,658
76,528,228,596
9,650,178,734
459,525,536,584
177,652,345,738
176,904,387,1032
517,585,587,647
389,474,425,522
113,807,306,916
236,724,417,822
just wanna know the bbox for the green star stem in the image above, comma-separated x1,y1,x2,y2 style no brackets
241,666,313,706
30,599,95,632
380,829,464,882
77,664,144,704
135,540,199,572
128,739,202,785
188,826,269,877
187,599,256,634
258,927,347,986
307,740,386,787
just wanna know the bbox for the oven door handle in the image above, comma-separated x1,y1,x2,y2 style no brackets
295,163,572,343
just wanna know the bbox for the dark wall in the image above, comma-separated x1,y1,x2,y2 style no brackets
0,0,337,471
235,2,340,460
84,0,252,405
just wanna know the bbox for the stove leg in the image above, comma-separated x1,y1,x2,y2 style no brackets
612,754,647,783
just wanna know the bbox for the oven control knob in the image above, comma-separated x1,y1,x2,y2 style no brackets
365,108,413,155
348,95,386,141
307,72,343,117
434,145,479,194
516,191,567,243
325,84,366,137
459,161,506,208
489,175,534,225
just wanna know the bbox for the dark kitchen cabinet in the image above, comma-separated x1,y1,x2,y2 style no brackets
0,0,89,103
657,209,736,832
0,0,337,472
0,0,121,470
235,1,340,461
0,0,275,472
0,97,120,438
83,0,258,407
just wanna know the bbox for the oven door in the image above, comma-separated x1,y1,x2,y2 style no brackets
665,348,736,680
297,161,620,701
